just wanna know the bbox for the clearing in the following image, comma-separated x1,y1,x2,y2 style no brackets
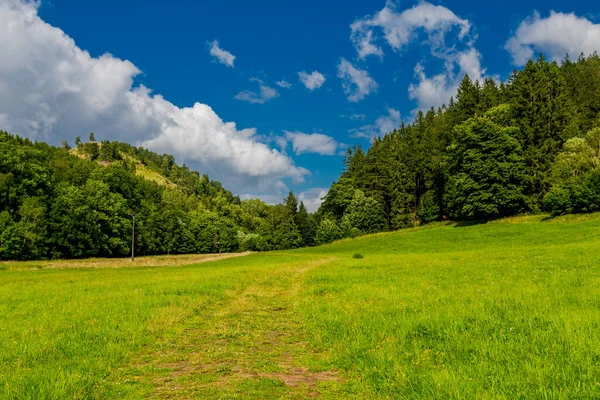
1,214,600,398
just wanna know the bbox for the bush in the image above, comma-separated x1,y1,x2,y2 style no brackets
315,218,342,245
543,186,572,215
572,170,600,213
352,253,364,259
544,169,600,216
418,191,440,223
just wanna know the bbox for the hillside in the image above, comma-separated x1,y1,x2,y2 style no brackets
319,54,600,237
0,131,318,260
2,214,600,398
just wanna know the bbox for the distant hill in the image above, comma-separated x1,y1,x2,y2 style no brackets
0,132,317,260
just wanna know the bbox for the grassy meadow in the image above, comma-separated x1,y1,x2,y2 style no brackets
1,214,600,398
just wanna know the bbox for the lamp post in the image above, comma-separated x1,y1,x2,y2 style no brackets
131,212,136,262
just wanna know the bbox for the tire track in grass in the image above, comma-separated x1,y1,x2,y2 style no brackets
134,256,344,398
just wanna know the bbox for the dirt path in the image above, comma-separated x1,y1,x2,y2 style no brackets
2,252,252,270
133,256,343,398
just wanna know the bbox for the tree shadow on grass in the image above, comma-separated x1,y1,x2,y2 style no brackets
453,220,488,228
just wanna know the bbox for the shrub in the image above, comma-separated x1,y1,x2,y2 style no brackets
315,218,342,245
543,186,572,215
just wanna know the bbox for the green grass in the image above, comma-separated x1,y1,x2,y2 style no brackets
2,214,600,398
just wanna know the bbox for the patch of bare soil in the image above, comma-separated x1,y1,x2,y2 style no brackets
238,367,341,388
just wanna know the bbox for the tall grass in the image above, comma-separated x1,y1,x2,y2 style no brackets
1,214,600,398
295,215,600,398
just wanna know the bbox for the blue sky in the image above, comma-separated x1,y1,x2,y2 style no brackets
2,0,600,211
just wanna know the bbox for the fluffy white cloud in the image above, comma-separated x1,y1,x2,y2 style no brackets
298,187,329,213
337,59,378,102
234,78,279,104
0,0,307,194
505,11,600,66
208,40,236,67
298,71,326,90
283,131,338,155
351,2,487,112
351,107,401,140
349,2,488,112
276,80,292,88
409,47,486,110
339,113,366,121
351,1,471,60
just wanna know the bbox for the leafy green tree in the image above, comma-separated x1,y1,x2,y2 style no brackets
508,55,576,205
315,218,341,245
446,105,526,219
237,231,267,252
60,140,71,150
89,132,96,142
544,135,600,215
345,190,387,233
320,177,355,220
0,211,14,260
49,180,130,258
417,191,440,223
295,201,315,246
10,197,47,260
260,205,302,250
99,141,121,162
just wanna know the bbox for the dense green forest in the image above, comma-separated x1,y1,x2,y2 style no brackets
0,132,317,260
318,53,600,236
3,53,600,260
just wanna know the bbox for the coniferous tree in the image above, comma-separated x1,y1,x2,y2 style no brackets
284,191,298,216
295,201,315,246
508,54,576,206
446,105,526,219
454,74,480,123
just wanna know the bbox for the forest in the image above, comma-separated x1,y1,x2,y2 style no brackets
2,53,600,260
0,132,317,260
319,53,600,234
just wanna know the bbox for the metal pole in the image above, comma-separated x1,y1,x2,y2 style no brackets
131,214,135,262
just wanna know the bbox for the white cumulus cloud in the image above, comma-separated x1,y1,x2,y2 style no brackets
298,71,326,90
0,0,307,194
505,11,600,66
234,78,279,104
283,131,338,155
337,59,378,102
409,47,486,110
351,2,488,112
276,80,292,88
339,113,367,121
208,40,236,67
298,187,329,213
351,107,401,140
350,1,471,60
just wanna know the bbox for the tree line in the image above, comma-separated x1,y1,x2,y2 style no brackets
3,53,600,259
0,132,319,260
316,53,600,240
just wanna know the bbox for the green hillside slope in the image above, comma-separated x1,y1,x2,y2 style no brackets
0,131,318,260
